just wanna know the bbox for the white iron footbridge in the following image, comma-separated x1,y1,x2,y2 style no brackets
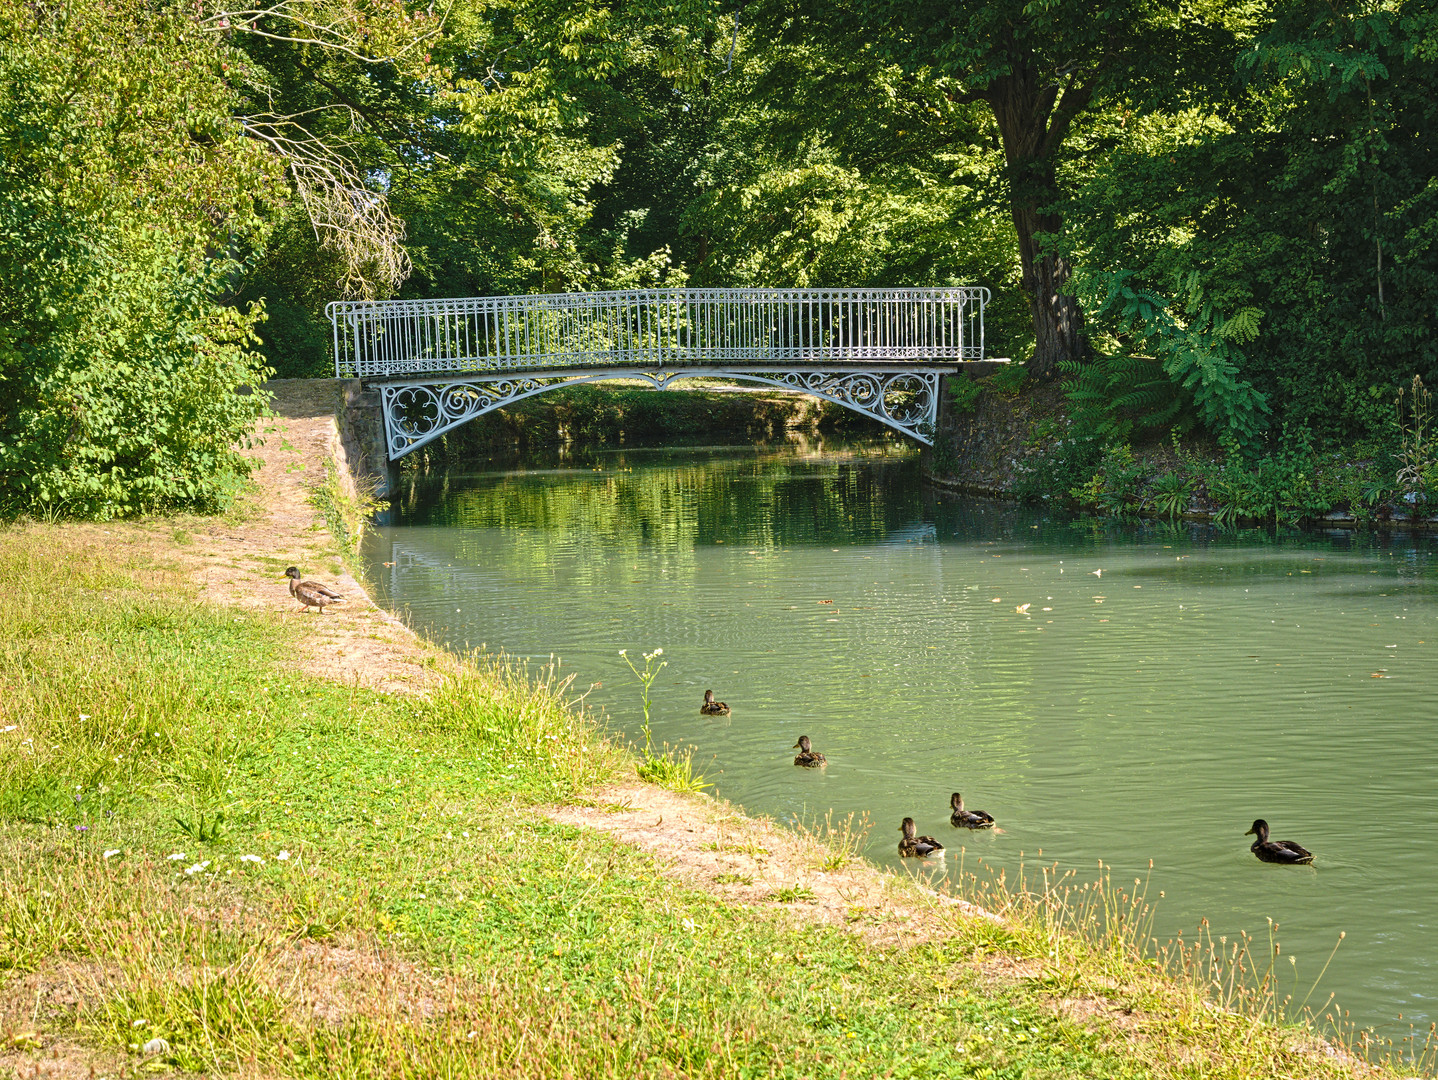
328,287,994,460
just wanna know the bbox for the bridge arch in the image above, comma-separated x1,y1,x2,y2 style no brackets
328,287,995,460
375,366,947,459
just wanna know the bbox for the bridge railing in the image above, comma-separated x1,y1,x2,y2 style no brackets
328,287,988,379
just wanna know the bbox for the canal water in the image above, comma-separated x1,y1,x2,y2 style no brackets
363,439,1438,1043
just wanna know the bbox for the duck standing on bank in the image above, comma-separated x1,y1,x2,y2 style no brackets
792,735,826,767
1245,819,1314,864
700,690,730,716
284,567,346,614
950,792,995,829
898,817,944,858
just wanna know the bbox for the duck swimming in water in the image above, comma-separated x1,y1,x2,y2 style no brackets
699,690,730,716
950,793,995,829
792,735,826,767
898,817,944,858
284,567,346,614
1246,819,1314,864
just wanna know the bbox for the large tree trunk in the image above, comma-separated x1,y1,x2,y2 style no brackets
986,55,1091,378
1012,197,1085,378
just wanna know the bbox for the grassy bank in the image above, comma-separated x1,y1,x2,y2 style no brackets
0,522,1418,1078
934,371,1429,528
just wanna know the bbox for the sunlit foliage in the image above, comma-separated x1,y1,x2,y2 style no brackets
0,0,279,517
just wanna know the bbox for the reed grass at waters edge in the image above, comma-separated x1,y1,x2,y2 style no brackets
0,521,1429,1078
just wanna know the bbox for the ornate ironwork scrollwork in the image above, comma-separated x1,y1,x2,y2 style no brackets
379,367,943,459
745,370,937,440
381,378,559,458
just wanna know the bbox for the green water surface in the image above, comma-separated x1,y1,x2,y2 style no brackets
363,440,1438,1042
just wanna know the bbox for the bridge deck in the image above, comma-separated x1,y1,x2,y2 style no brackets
328,288,994,458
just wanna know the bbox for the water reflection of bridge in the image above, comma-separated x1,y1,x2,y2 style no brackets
328,287,996,459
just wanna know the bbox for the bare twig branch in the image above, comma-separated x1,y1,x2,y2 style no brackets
196,0,451,65
195,0,447,296
242,110,410,297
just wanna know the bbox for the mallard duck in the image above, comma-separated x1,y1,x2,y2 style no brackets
284,566,346,614
898,817,944,858
792,735,827,767
699,690,730,716
950,792,995,829
1245,819,1314,864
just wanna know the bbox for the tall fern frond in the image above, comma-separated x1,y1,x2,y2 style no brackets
1061,352,1186,443
1074,269,1272,452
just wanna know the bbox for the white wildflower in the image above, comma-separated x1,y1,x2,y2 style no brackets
277,850,290,861
104,849,121,859
166,852,186,861
239,854,263,864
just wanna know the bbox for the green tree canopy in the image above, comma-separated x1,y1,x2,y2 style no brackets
1062,0,1437,445
0,0,280,517
748,0,1246,377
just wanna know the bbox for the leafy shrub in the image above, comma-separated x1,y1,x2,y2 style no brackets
1185,427,1328,526
1306,454,1386,522
1075,270,1271,453
0,1,279,518
234,208,347,379
1395,375,1438,518
988,363,1029,397
1013,428,1105,504
1070,444,1148,516
948,374,983,413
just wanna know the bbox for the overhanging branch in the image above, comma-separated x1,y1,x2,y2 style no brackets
241,110,411,297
